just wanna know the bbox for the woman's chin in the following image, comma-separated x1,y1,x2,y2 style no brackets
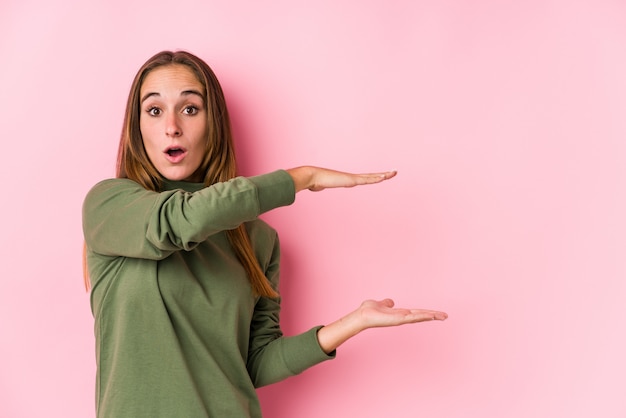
159,168,203,183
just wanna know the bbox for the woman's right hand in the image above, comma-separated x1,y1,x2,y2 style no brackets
286,166,397,192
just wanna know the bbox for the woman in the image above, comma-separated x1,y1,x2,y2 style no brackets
82,50,447,418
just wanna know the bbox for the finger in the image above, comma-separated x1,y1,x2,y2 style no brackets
379,298,395,308
433,311,448,320
404,309,448,321
368,171,397,180
421,310,448,321
382,170,397,180
355,171,397,185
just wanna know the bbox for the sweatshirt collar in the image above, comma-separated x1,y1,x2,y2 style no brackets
161,179,205,193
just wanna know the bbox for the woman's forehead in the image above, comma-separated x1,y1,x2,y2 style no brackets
141,64,204,97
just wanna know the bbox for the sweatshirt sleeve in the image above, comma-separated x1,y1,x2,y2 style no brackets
82,170,295,260
246,232,335,387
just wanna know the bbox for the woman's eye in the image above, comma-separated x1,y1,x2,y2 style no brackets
183,106,199,115
147,107,161,116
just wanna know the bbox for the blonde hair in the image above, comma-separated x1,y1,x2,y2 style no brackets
84,50,278,298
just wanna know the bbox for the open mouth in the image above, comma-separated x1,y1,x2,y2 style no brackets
164,146,187,162
166,148,185,157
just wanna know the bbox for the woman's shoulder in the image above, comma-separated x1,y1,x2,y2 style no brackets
88,178,143,192
246,218,278,242
85,178,148,199
83,178,154,214
84,178,139,195
245,219,281,269
247,219,281,251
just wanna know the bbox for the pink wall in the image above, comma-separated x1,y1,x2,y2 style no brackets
1,1,625,417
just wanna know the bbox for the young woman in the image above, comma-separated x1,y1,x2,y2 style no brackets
82,50,447,418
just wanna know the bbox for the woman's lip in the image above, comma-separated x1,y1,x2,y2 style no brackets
163,147,188,163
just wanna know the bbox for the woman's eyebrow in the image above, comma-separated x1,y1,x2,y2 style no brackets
140,92,159,103
181,89,203,98
181,90,205,103
140,90,204,104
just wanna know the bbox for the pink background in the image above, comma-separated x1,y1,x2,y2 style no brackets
1,1,625,417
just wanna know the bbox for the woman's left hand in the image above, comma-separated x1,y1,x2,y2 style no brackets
356,298,448,328
316,298,447,354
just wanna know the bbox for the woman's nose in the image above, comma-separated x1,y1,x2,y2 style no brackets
165,115,182,137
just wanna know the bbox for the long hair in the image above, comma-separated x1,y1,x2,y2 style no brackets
84,50,278,298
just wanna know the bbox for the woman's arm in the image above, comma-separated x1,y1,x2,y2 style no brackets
317,299,448,354
83,171,295,259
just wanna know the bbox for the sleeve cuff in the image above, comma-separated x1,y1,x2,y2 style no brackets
248,170,296,214
280,326,336,375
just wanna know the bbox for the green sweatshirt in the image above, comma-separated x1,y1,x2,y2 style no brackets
82,170,334,418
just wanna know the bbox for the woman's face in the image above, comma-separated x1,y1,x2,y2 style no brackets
139,64,208,182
